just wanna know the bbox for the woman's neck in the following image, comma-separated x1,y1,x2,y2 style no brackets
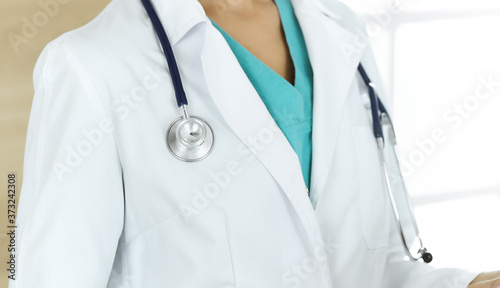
198,0,274,15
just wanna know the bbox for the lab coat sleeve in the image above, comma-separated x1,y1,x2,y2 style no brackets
8,38,124,288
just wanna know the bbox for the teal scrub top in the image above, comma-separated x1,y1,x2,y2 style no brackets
210,0,314,189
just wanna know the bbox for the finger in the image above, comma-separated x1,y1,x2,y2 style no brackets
470,271,500,285
468,278,500,288
490,277,500,288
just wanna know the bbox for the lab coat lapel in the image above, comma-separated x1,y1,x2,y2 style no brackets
292,0,367,206
201,21,332,285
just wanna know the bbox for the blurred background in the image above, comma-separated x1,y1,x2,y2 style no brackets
0,0,499,286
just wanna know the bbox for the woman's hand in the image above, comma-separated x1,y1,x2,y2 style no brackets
468,271,500,288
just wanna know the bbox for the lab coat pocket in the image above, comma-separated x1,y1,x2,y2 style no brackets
124,211,235,288
351,126,392,249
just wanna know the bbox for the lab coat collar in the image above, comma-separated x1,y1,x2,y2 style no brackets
148,0,207,46
146,0,348,47
199,0,365,285
291,0,367,206
200,24,334,288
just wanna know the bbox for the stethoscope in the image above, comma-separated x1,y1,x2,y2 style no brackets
142,0,214,161
141,0,433,263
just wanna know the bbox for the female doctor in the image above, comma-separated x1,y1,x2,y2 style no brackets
9,0,500,287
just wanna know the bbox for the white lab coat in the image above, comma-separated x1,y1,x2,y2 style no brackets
10,0,481,287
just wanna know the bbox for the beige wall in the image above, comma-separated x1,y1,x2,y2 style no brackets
0,0,111,285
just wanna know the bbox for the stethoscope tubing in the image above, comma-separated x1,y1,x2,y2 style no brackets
141,0,188,107
358,64,384,143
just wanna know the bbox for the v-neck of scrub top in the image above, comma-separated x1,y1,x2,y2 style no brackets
210,0,314,189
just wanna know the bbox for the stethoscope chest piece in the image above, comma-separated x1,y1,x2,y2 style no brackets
166,116,214,162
